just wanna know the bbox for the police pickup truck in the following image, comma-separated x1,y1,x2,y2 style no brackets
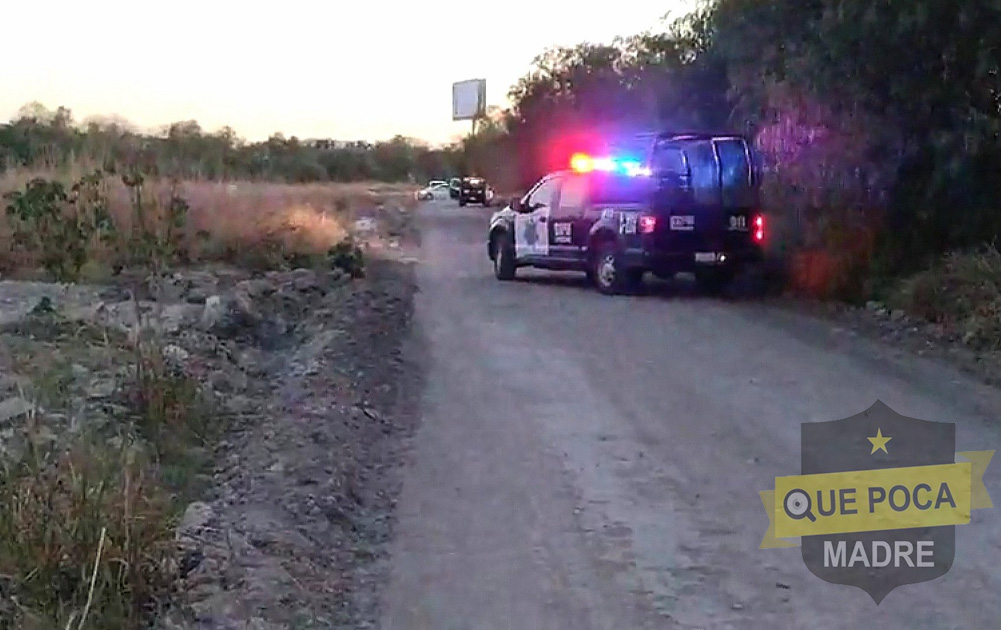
486,132,765,295
458,176,489,206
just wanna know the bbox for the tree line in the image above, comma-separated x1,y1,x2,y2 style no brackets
0,102,467,184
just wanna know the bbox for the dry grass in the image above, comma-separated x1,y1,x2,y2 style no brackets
0,164,419,274
0,426,177,630
0,321,209,629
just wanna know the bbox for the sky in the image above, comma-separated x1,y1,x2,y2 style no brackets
2,0,698,145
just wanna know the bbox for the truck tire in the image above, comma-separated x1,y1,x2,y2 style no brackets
492,232,516,281
590,241,641,295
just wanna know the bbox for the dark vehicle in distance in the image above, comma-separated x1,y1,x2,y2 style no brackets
458,176,489,206
486,132,765,295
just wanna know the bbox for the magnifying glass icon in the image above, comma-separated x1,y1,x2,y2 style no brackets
784,489,816,522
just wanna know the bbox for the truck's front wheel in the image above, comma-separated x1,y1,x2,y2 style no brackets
493,233,516,281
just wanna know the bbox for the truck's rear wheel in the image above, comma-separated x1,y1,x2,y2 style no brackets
590,242,641,295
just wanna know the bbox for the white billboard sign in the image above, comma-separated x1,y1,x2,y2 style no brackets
452,79,486,121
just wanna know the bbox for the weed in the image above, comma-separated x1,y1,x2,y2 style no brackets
327,240,365,278
887,244,1001,350
0,320,213,629
115,168,190,275
0,417,176,630
3,172,113,283
0,280,212,630
126,334,215,492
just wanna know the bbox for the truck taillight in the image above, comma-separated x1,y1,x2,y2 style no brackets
753,214,764,242
639,215,657,234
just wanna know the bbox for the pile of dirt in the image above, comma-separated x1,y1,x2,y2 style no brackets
159,257,422,629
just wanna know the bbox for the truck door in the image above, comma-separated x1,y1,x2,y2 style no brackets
551,172,588,261
514,175,558,260
713,136,758,250
648,138,725,253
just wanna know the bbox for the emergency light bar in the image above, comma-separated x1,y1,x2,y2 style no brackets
570,153,650,176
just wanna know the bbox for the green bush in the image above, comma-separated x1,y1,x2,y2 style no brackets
887,246,1001,349
3,172,114,282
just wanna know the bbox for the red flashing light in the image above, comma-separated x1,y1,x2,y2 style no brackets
639,215,657,234
753,214,764,242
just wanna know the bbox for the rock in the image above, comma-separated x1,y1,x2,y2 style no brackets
890,309,906,322
235,278,276,299
186,287,212,304
0,397,33,422
230,290,260,322
86,378,117,399
177,501,215,538
247,618,279,630
292,270,320,293
208,369,247,393
224,395,256,414
159,304,201,334
328,268,348,285
98,285,131,302
150,276,187,303
200,296,226,330
236,348,267,375
181,272,220,304
162,344,190,367
353,217,377,234
0,373,31,396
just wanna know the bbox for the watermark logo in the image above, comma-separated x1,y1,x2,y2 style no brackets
760,401,993,603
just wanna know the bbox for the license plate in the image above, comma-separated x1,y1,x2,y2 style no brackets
695,252,717,263
670,215,695,230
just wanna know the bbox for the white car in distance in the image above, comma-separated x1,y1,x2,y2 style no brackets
416,181,450,201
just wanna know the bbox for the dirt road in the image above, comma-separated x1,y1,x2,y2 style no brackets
379,202,1000,629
